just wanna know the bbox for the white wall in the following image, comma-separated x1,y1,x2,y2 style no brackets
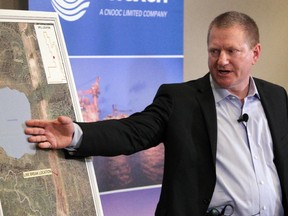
184,0,288,90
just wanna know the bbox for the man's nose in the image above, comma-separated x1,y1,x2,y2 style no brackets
217,51,229,66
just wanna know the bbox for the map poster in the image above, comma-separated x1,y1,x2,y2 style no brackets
0,10,103,216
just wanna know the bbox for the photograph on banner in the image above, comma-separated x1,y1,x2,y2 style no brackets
101,186,161,216
70,57,183,191
29,0,183,55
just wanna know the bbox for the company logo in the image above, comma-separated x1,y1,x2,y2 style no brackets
110,0,168,3
51,0,91,21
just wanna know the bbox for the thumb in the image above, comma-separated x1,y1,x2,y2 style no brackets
57,116,73,125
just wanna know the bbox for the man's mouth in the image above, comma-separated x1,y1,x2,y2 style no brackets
218,70,231,74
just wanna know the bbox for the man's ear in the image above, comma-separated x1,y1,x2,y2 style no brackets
252,43,261,65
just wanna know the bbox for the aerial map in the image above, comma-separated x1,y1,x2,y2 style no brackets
0,12,100,216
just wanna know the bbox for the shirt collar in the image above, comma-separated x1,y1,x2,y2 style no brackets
210,74,260,103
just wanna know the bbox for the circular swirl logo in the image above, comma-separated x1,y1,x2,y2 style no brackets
51,0,91,22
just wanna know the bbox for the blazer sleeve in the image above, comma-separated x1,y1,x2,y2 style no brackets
71,84,174,157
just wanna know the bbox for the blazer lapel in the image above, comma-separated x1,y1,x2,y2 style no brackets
195,74,218,164
254,79,282,149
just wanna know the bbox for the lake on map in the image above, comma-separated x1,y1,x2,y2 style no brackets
0,87,35,159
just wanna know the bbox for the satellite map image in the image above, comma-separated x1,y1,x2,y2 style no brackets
0,16,100,216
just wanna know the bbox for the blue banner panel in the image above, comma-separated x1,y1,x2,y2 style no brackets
29,1,183,215
29,0,183,55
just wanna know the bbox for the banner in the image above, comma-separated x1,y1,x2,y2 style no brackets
29,0,183,215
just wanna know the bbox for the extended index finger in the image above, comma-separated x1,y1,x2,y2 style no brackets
25,119,49,128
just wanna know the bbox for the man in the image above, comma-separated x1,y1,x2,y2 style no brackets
25,11,288,215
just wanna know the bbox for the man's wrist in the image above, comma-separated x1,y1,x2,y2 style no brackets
65,123,83,152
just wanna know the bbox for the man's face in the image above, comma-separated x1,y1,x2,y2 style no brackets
208,25,261,96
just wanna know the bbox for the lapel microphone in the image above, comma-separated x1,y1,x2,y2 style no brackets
237,113,249,123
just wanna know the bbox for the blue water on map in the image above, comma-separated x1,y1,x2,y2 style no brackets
0,87,36,159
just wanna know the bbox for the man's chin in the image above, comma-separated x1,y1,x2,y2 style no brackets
213,77,233,89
